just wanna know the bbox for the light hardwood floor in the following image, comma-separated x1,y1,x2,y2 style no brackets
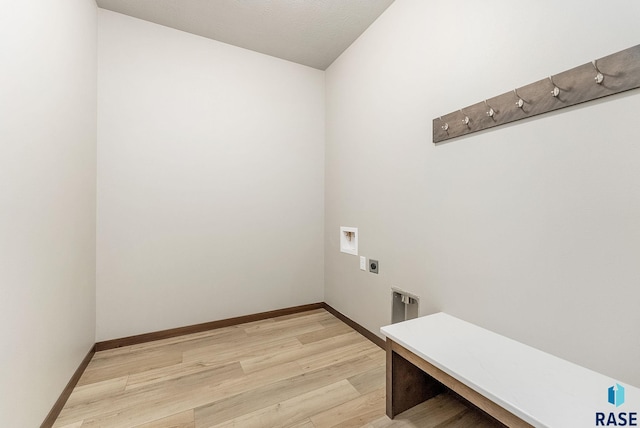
53,309,501,428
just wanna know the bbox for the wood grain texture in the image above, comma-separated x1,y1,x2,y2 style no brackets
388,340,530,428
371,392,498,428
95,303,324,351
52,309,501,428
323,303,386,349
386,340,443,418
433,44,640,143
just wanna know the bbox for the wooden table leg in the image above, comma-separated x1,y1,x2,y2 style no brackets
386,339,444,418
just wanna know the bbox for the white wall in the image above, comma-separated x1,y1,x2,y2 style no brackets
97,10,325,341
0,1,97,426
325,0,640,386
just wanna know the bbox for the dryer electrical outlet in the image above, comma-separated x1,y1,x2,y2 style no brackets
369,259,379,274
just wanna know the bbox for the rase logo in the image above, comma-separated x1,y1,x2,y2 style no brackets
610,384,627,408
596,383,637,426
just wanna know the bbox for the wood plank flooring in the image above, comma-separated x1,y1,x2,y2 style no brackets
53,309,501,428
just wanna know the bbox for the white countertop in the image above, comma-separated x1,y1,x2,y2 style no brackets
381,313,638,428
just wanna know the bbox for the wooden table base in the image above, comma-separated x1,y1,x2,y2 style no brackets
385,339,532,427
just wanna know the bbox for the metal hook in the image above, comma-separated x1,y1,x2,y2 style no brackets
549,76,560,97
592,60,604,84
514,89,524,108
439,117,449,132
460,110,470,126
484,100,495,118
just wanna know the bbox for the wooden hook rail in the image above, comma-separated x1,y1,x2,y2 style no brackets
433,44,640,144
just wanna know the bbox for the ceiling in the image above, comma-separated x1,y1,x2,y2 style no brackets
96,0,395,70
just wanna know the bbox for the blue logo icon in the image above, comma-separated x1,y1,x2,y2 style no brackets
609,384,626,407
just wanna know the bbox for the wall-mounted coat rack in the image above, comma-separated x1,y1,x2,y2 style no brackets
433,44,640,144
